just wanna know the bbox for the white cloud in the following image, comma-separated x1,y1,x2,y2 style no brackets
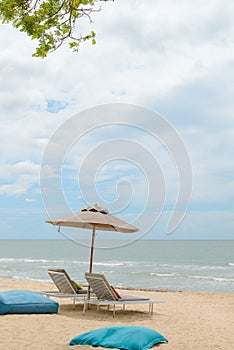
0,0,234,238
176,210,234,238
24,198,35,203
0,161,40,195
1,1,234,120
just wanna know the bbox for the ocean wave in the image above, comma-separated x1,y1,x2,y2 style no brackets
150,273,176,277
0,258,62,263
0,258,89,265
140,262,230,271
93,262,125,267
9,275,49,282
187,275,234,282
149,271,234,283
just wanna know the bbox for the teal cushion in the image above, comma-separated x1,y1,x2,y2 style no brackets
0,290,59,315
69,326,168,349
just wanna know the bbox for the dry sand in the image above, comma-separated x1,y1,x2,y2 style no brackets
0,278,233,350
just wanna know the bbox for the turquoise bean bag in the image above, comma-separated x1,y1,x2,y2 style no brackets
0,290,59,315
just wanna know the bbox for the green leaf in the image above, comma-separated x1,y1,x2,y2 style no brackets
0,0,114,58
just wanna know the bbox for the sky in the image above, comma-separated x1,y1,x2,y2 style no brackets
0,0,234,240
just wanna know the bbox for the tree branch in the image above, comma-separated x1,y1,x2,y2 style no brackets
0,0,113,57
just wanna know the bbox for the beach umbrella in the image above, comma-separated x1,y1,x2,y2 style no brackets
46,204,139,274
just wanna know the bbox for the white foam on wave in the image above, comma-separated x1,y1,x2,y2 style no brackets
0,258,61,263
187,275,234,282
148,262,229,271
93,262,125,267
150,272,176,277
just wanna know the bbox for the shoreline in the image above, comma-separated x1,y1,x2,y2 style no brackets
0,278,234,350
1,276,233,294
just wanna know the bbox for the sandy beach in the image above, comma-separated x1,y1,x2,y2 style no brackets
0,278,233,350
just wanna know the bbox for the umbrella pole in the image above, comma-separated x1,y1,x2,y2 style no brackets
88,225,95,299
89,225,96,273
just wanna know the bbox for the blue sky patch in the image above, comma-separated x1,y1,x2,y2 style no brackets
46,99,68,113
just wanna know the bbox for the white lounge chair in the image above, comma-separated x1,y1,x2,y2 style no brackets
82,273,164,317
41,269,88,308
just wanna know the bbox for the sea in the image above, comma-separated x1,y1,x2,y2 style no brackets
0,240,233,293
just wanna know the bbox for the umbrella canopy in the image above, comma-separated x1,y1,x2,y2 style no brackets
46,204,138,273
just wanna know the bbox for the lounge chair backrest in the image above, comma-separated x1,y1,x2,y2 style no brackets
85,273,118,301
48,269,77,294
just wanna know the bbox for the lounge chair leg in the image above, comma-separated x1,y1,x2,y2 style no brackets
82,303,87,316
113,304,115,318
72,298,75,309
